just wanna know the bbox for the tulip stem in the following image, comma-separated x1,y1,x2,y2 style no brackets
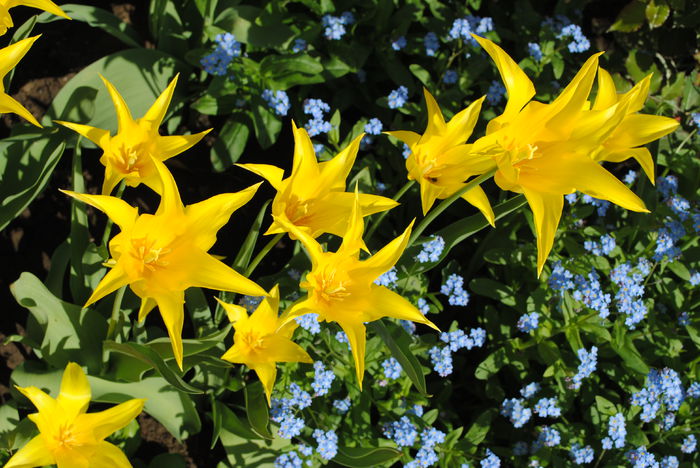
408,169,496,246
365,180,415,241
245,233,284,277
106,286,126,341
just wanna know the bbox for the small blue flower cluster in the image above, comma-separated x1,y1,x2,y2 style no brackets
416,236,445,263
303,98,332,137
440,328,486,351
295,313,320,334
262,89,291,116
333,397,350,413
448,16,494,46
570,346,597,390
486,80,506,105
566,193,612,217
690,382,700,398
290,38,306,53
558,24,590,53
417,297,430,315
625,446,657,467
428,346,453,377
521,382,541,399
584,234,616,256
239,295,263,312
335,331,349,347
364,117,383,135
624,170,638,185
391,36,406,50
654,218,685,261
481,449,501,468
534,397,561,417
423,32,439,56
311,361,335,396
610,262,647,328
383,415,418,447
601,412,626,449
548,261,575,292
528,42,543,61
501,398,532,427
572,270,612,319
403,427,446,468
517,312,539,332
382,357,403,379
692,112,700,128
388,85,409,109
661,455,680,468
443,69,458,84
534,426,561,448
662,412,676,431
271,395,306,439
274,450,303,468
440,273,469,305
321,12,354,40
569,444,594,464
681,434,697,453
631,368,685,423
200,33,241,76
374,266,398,288
312,429,338,459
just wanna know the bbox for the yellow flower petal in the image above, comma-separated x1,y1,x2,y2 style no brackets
4,435,54,468
87,441,133,468
99,75,135,133
152,158,184,217
384,130,421,148
606,114,679,149
153,290,186,369
317,133,363,191
419,180,445,214
521,187,563,277
16,385,56,414
9,0,70,19
592,68,617,110
442,96,485,149
262,335,313,364
366,286,438,331
84,263,130,308
0,92,40,127
0,35,39,78
600,147,655,183
354,220,414,282
251,362,277,405
237,163,286,191
137,296,158,322
140,74,179,131
54,121,110,147
337,320,367,389
59,190,138,230
547,52,602,127
56,363,91,420
158,130,212,160
80,399,145,440
422,87,447,136
215,297,248,324
461,184,495,227
184,250,267,297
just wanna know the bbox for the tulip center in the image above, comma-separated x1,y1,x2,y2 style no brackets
240,330,265,354
115,141,151,176
306,269,351,305
52,422,78,449
494,137,540,186
131,237,171,273
285,196,311,225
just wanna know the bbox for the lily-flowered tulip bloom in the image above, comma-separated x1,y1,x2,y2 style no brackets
5,362,145,468
591,68,679,182
56,74,211,195
62,158,266,369
278,192,438,389
0,35,42,126
238,121,398,239
387,88,496,225
219,285,312,404
0,0,69,36
471,34,668,276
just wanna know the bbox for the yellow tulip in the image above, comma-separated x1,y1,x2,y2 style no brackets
219,285,312,404
62,158,266,369
0,0,70,36
471,34,673,276
239,121,398,239
56,75,211,195
6,362,144,468
0,35,42,126
387,88,496,225
278,190,438,389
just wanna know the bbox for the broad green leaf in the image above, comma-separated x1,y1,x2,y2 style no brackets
463,409,495,446
645,0,670,28
469,278,516,306
250,99,282,149
475,348,507,380
260,54,324,89
10,272,106,372
244,381,273,439
0,134,65,232
370,320,428,395
328,109,341,146
192,94,240,116
333,446,402,467
211,400,263,450
609,0,646,32
232,200,271,273
60,4,143,47
219,423,288,467
211,119,250,171
409,63,431,87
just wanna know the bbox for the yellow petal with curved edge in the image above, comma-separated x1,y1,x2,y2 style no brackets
184,182,260,251
153,291,186,369
419,180,444,215
278,299,316,326
442,96,485,149
215,297,248,324
81,399,145,440
337,189,365,256
4,435,55,468
575,164,648,213
385,130,421,148
337,320,367,389
137,296,158,322
55,121,110,148
0,92,40,127
101,165,123,196
547,53,602,127
620,74,651,113
59,190,138,230
99,75,135,134
158,130,211,160
54,448,90,468
263,335,313,364
84,263,130,308
184,250,267,297
592,68,617,110
87,441,132,468
601,147,654,183
471,34,535,129
0,35,39,79
251,362,277,405
140,74,179,132
57,363,91,420
522,188,563,277
367,286,439,331
354,220,414,282
290,121,320,187
461,184,495,227
606,114,679,149
273,215,324,266
237,163,286,191
152,157,184,217
9,0,70,19
318,133,363,191
16,385,56,414
422,88,447,136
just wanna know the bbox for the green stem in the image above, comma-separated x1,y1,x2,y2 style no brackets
408,169,496,246
106,286,126,341
245,233,284,277
100,181,126,247
366,180,415,240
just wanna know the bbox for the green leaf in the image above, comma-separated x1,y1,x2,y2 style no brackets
4,15,37,91
10,272,106,372
250,99,282,149
609,0,646,32
103,341,203,394
211,399,264,449
219,423,288,467
409,63,431,87
211,118,250,171
260,54,324,89
469,278,516,306
551,54,564,80
0,134,65,232
370,320,428,395
645,0,670,28
328,109,341,146
232,200,271,272
192,94,240,116
463,409,495,446
244,381,273,439
475,348,507,380
333,446,402,467
61,4,142,47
